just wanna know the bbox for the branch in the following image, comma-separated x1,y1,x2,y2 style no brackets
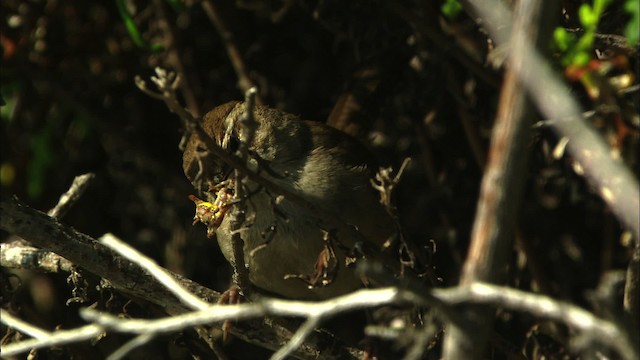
47,172,95,219
443,0,547,357
624,237,640,323
153,0,201,116
0,323,106,357
0,196,361,359
1,173,95,273
0,196,219,312
460,0,640,336
459,0,640,241
98,234,210,310
3,281,636,360
201,0,261,102
437,283,639,360
0,309,52,339
227,87,258,295
0,242,74,273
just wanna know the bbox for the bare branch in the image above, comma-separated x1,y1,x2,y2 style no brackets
48,173,95,219
270,318,321,360
0,288,387,359
0,197,362,359
0,323,105,356
0,242,74,273
460,0,640,241
201,0,261,101
98,233,210,310
107,333,155,360
443,0,545,356
227,87,259,296
456,0,640,341
438,283,639,360
624,236,640,322
152,0,201,117
1,173,94,273
3,282,636,359
2,227,634,359
0,196,220,312
0,309,52,339
77,288,399,335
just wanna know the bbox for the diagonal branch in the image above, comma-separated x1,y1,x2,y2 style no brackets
461,0,640,332
201,0,261,102
443,0,551,357
0,196,361,359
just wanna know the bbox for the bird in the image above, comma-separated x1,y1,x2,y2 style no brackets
182,101,394,300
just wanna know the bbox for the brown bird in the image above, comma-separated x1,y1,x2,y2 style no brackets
183,101,393,300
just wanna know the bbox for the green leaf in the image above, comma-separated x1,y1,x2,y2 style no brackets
116,0,145,48
573,51,591,67
553,28,575,51
593,0,613,17
579,4,596,27
624,0,639,45
149,43,166,52
441,0,463,20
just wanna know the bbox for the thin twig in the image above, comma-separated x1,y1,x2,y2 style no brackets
270,318,321,360
370,158,435,279
227,87,258,295
403,325,441,360
106,333,155,360
135,69,196,129
0,323,105,356
0,309,52,339
48,173,95,219
1,173,92,275
201,0,261,102
153,0,201,116
624,236,640,323
98,233,210,310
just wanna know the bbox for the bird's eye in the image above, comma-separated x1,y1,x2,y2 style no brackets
227,136,240,153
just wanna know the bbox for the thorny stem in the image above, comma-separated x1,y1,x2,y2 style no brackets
228,87,259,296
371,158,437,283
371,158,416,268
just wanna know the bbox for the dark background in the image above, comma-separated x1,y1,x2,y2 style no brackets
1,0,637,358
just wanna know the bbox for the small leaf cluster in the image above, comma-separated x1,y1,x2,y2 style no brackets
553,0,613,67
